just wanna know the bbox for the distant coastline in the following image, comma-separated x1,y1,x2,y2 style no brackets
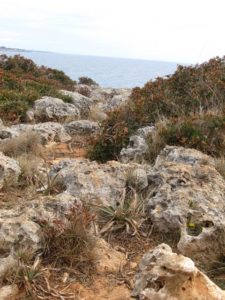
0,46,50,53
0,48,179,88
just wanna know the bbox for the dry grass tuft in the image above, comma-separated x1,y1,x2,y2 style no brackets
215,157,225,179
89,105,107,122
0,131,43,158
17,154,43,187
40,205,96,270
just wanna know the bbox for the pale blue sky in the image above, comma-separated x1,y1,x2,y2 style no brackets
0,0,224,63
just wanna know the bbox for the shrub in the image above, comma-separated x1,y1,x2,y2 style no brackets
76,85,92,97
145,114,225,162
78,76,98,86
17,154,43,187
40,205,96,269
89,56,225,162
0,55,75,122
94,188,145,237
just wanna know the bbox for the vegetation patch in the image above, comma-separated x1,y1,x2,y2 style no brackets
0,55,75,122
89,57,225,162
40,205,96,270
0,131,43,158
145,114,225,162
78,76,98,86
94,188,146,239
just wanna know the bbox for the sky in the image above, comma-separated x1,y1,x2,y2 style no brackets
0,0,224,63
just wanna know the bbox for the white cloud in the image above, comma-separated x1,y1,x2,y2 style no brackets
0,0,224,62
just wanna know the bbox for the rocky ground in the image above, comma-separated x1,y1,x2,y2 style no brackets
0,82,225,300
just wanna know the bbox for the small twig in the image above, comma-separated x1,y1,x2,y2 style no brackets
147,224,154,238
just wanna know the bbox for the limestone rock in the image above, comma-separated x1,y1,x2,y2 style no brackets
0,122,71,144
25,109,35,123
147,146,225,266
64,120,100,136
0,217,42,253
60,90,93,117
120,126,155,163
90,87,131,110
133,243,225,300
0,285,19,300
101,90,131,111
32,122,71,143
33,96,80,122
0,255,17,279
0,193,81,261
0,152,21,189
48,158,147,205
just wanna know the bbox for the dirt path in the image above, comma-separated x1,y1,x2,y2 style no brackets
45,134,89,163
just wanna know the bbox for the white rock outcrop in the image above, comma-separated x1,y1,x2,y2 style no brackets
32,96,80,122
0,122,71,144
133,243,225,300
0,152,21,189
120,126,155,163
148,146,225,266
48,158,148,205
64,120,99,136
60,90,93,117
0,193,81,259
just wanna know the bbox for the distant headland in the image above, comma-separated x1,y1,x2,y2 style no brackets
0,46,50,53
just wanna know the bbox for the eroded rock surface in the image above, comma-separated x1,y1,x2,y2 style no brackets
0,193,81,256
32,96,80,122
60,90,93,117
148,146,225,266
49,158,147,205
120,126,154,163
0,152,21,189
133,243,225,300
0,122,71,144
64,120,99,136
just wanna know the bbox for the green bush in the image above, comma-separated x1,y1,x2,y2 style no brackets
89,56,225,162
145,114,225,162
78,76,98,86
0,55,75,122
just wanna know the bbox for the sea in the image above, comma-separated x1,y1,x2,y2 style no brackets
0,50,179,88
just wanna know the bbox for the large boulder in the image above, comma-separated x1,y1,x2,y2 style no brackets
48,158,147,205
147,146,225,266
32,122,71,143
64,120,100,136
32,96,80,122
60,90,93,117
132,243,225,300
101,90,131,111
0,193,81,258
0,152,21,189
120,126,154,163
0,122,71,144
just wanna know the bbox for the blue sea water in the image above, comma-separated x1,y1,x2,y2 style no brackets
0,50,179,88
